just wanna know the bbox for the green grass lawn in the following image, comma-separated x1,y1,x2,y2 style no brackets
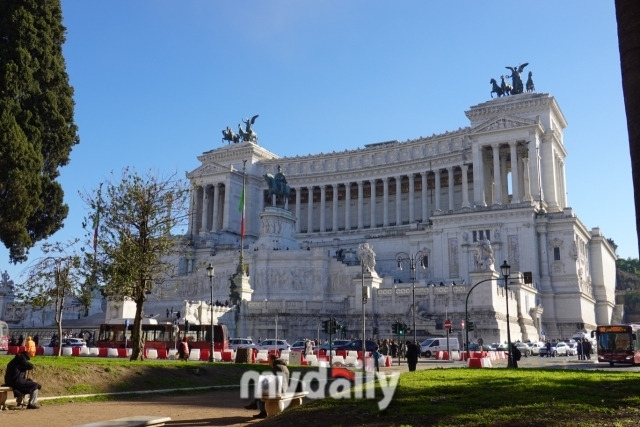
262,367,640,426
2,356,639,426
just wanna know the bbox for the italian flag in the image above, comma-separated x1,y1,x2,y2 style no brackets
238,186,245,237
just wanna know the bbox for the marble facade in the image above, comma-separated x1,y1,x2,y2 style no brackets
146,93,618,346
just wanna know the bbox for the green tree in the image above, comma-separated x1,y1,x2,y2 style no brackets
18,241,84,356
0,0,79,264
617,257,640,276
83,169,190,361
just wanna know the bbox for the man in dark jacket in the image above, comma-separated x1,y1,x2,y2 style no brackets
3,351,41,409
406,340,419,372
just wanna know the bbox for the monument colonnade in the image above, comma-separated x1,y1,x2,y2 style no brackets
189,135,544,238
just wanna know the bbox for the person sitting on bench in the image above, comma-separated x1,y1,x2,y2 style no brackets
3,351,42,409
245,354,290,419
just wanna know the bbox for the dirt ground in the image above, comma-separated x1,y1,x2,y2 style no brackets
0,389,263,426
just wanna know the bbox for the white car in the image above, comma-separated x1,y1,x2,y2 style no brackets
257,339,291,352
529,342,545,355
62,338,87,347
228,338,256,351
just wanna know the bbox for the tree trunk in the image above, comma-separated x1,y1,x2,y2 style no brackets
54,293,64,357
616,0,640,256
129,297,145,361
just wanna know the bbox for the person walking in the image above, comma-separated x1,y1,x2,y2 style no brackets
583,338,592,360
510,343,521,368
178,337,190,361
25,336,36,358
373,346,381,372
577,339,583,360
390,340,398,358
406,340,419,372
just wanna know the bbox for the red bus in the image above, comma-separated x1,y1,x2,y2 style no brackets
0,321,9,351
592,324,640,366
96,320,229,352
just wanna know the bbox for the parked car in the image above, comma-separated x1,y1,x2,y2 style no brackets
334,340,378,353
318,339,351,351
290,339,315,352
529,342,545,355
420,337,460,357
61,338,87,347
566,342,578,356
514,342,531,357
539,341,569,357
228,338,256,351
256,339,290,352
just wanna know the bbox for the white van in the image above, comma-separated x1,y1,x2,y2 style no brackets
420,337,460,357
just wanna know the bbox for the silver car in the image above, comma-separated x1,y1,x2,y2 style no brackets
228,338,256,351
257,339,291,352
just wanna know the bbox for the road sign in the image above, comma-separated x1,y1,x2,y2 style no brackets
444,319,452,330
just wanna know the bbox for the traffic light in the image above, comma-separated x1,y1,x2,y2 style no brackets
399,323,407,335
467,321,475,331
391,322,398,334
322,319,330,333
332,319,342,334
373,326,379,335
340,325,347,338
184,320,190,332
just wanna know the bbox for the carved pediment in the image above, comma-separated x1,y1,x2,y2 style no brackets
187,162,229,179
471,115,536,134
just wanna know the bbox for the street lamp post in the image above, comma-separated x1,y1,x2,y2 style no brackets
500,260,513,368
361,258,367,376
206,263,215,362
395,251,426,345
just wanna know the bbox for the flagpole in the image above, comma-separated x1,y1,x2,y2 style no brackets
239,159,247,270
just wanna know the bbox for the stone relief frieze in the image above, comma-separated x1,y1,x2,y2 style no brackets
508,235,520,271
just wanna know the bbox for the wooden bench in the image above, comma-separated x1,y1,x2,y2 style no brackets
0,386,14,410
73,415,171,427
260,379,308,416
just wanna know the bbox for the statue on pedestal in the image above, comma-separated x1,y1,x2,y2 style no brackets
359,243,376,274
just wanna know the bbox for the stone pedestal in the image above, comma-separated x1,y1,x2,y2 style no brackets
352,271,382,312
255,207,298,250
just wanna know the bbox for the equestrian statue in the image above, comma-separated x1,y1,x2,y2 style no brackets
222,126,240,144
264,165,290,207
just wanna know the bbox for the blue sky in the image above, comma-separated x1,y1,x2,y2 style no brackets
1,1,636,281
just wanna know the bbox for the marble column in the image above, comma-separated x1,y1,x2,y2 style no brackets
201,185,209,232
357,181,364,230
434,170,441,211
307,186,314,233
408,173,415,223
421,172,428,221
461,165,470,208
332,184,338,232
472,143,486,206
212,184,220,232
492,144,502,205
395,176,402,226
447,167,454,211
382,177,389,226
370,179,377,228
345,182,351,231
320,185,326,232
295,187,301,233
509,141,520,204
